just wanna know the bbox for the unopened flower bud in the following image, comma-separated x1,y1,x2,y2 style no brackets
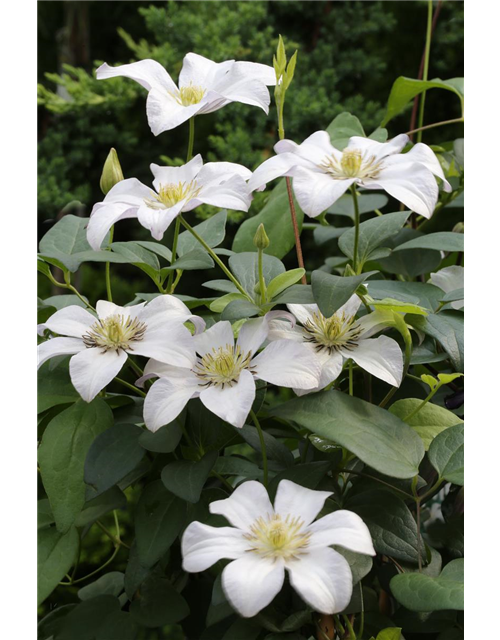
344,264,356,277
452,221,464,234
100,148,124,195
254,223,270,250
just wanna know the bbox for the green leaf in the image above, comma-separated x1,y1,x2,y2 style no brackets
267,269,306,299
232,180,304,259
229,251,285,296
393,232,464,253
77,572,124,601
95,612,138,640
110,241,160,271
135,240,172,262
84,424,145,499
366,280,444,313
187,399,238,452
375,629,402,640
369,127,389,143
177,210,227,256
441,288,464,304
38,605,77,640
43,294,88,310
210,292,247,313
268,461,332,500
57,595,121,639
335,547,373,584
338,211,412,265
161,451,218,503
382,76,464,126
221,298,261,321
271,390,424,479
379,229,442,278
311,270,377,317
38,399,113,532
326,112,365,150
213,456,263,480
167,248,215,270
37,525,79,605
38,361,79,413
390,558,464,611
74,486,126,528
129,574,190,627
327,193,389,219
203,279,239,294
428,424,464,485
272,284,315,305
135,480,187,567
371,297,428,315
389,400,463,450
238,424,294,468
38,499,55,530
347,490,423,563
138,420,183,453
409,312,464,372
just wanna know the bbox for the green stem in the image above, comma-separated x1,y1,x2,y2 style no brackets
342,615,357,640
127,357,144,380
59,545,121,586
212,471,234,492
338,468,413,500
166,216,182,293
114,377,146,398
351,185,361,274
105,226,114,302
379,322,413,409
187,117,195,162
348,360,354,396
179,215,253,301
403,385,440,421
406,116,464,137
301,437,311,464
416,0,434,144
358,582,365,639
257,248,266,305
251,410,268,487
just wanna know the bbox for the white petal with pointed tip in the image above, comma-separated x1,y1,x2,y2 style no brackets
131,322,196,369
346,335,403,387
143,373,200,432
181,522,248,572
150,155,204,192
194,321,235,356
69,348,128,402
287,546,353,614
146,91,202,136
307,510,376,555
37,337,85,369
96,300,145,321
222,554,285,618
200,369,256,429
209,480,274,530
236,316,269,356
346,134,409,160
404,143,452,192
292,166,354,218
251,340,321,389
41,306,95,338
248,152,309,192
96,59,178,93
274,480,332,526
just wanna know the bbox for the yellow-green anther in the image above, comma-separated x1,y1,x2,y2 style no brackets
254,223,270,250
100,148,124,195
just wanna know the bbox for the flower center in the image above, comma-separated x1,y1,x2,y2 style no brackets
303,311,362,354
244,514,311,560
178,84,206,106
144,180,199,210
320,148,383,180
195,344,252,388
82,314,147,353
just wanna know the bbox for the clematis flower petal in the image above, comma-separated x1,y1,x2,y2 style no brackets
195,161,253,186
181,522,248,572
40,305,95,338
429,265,464,309
136,199,186,241
199,368,256,428
222,554,285,618
286,303,319,326
150,155,204,192
236,316,270,356
277,130,340,165
96,300,145,321
143,372,200,432
274,480,332,526
138,294,206,334
307,510,376,555
345,335,403,387
96,59,178,93
212,65,272,113
292,166,355,218
294,349,344,397
251,340,321,389
209,480,274,530
267,318,305,343
248,152,309,192
287,546,353,614
69,348,128,402
232,60,276,86
37,337,86,369
336,294,362,319
146,91,202,135
187,174,251,212
403,143,452,192
179,53,234,90
346,134,409,160
135,358,175,387
194,321,235,356
130,322,196,368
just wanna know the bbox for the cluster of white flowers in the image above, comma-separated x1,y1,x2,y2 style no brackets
38,51,452,619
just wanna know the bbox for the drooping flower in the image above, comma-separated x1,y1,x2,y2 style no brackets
248,131,452,219
96,53,276,135
429,265,464,309
267,295,403,394
142,316,321,430
37,296,203,403
87,155,252,249
182,479,375,618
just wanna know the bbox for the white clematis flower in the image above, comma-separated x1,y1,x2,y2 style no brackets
96,53,276,135
249,131,452,219
142,316,322,430
429,265,464,309
87,155,252,249
182,479,375,618
37,296,203,403
267,295,403,394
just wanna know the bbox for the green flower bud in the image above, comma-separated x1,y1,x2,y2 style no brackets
452,221,464,234
344,264,356,277
254,223,270,250
100,148,124,195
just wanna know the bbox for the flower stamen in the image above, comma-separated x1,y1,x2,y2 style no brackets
82,314,146,353
195,344,252,388
144,180,200,210
320,148,383,180
303,311,362,354
244,513,311,560
170,83,206,106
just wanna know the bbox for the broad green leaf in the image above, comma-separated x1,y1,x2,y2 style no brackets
57,594,121,639
38,399,113,532
335,547,373,585
78,572,124,601
110,241,160,271
389,400,463,450
43,294,88,310
347,490,423,563
213,456,263,480
221,298,261,321
161,451,218,503
409,312,464,372
210,292,247,313
314,225,351,245
38,525,79,605
229,251,285,295
375,629,402,640
96,612,138,640
238,424,294,468
232,180,304,259
372,297,428,315
74,486,127,527
311,270,377,317
390,559,464,611
272,284,315,305
379,229,442,278
177,210,227,256
327,193,389,219
38,499,55,529
271,390,425,479
129,573,190,627
393,232,464,253
39,215,130,272
428,424,464,485
167,248,214,271
326,112,365,150
382,76,464,126
441,288,464,304
338,211,411,265
369,127,389,142
38,360,79,413
135,480,187,566
268,461,332,500
186,399,238,452
138,420,183,453
267,269,306,299
84,424,145,499
38,605,77,640
366,280,443,312
203,279,239,294
220,619,261,640
135,240,172,262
